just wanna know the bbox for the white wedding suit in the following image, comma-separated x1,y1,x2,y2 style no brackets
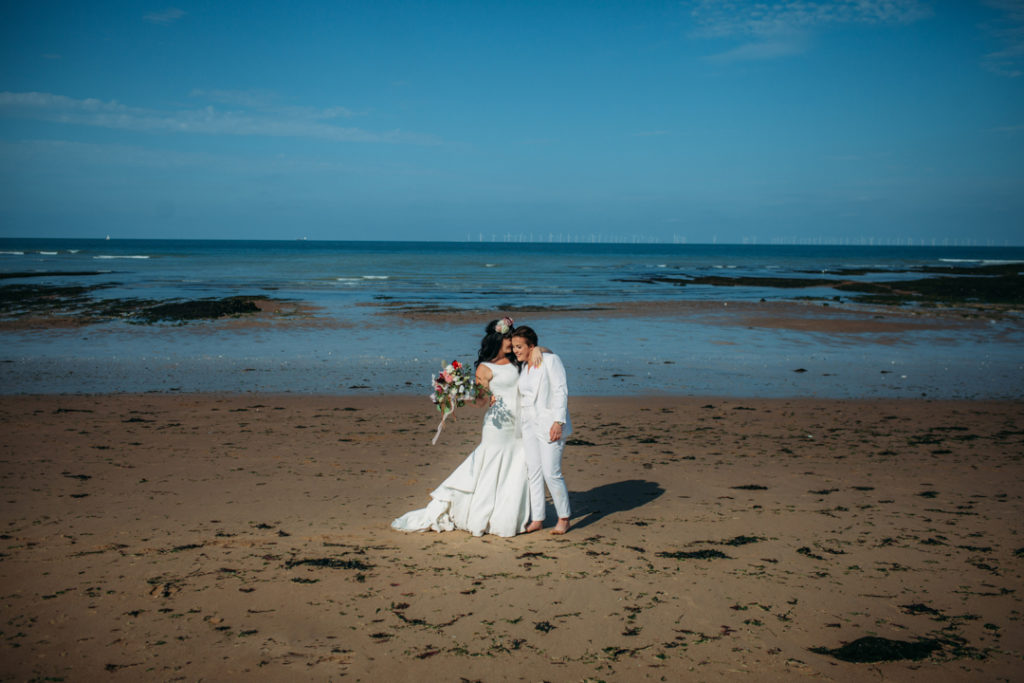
391,361,531,537
518,352,572,522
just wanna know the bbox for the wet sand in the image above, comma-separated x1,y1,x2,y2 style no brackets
371,298,1022,337
1,394,1022,681
4,295,1022,398
3,290,1019,334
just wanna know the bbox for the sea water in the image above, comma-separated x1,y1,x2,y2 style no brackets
1,239,1022,398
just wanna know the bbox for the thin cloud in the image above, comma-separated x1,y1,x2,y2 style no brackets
188,89,359,119
980,0,1024,77
704,39,807,64
0,91,438,145
691,0,932,62
691,0,932,37
189,89,279,108
0,92,127,113
143,8,186,25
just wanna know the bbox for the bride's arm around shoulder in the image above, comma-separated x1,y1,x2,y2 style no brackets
475,363,494,407
528,345,549,368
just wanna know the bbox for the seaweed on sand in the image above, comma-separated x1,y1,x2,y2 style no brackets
811,635,942,663
0,281,272,325
0,283,99,316
284,557,372,571
657,549,731,560
834,268,1024,305
721,535,764,546
616,261,1024,305
900,603,945,618
135,296,260,323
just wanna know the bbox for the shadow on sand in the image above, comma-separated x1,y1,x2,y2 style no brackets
553,479,664,532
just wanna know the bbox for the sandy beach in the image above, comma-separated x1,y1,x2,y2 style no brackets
1,393,1021,681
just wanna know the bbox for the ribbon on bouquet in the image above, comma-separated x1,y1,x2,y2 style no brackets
431,406,456,446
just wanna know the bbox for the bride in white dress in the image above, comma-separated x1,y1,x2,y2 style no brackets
391,318,532,537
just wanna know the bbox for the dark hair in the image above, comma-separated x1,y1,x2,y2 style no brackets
511,325,538,347
476,319,514,368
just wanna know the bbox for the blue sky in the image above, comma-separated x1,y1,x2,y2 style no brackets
1,0,1022,244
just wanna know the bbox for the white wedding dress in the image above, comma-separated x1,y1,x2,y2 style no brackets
391,361,531,537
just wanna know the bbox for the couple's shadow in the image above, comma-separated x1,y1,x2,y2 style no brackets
541,479,664,532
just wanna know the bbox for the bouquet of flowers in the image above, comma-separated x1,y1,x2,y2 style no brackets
430,360,483,445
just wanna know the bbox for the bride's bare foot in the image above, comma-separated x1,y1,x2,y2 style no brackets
525,521,543,533
550,518,570,535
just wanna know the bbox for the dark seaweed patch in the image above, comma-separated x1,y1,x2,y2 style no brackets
285,557,372,571
620,262,1024,305
137,297,260,323
166,543,203,553
0,282,285,326
796,546,826,560
0,283,98,315
811,636,942,663
720,535,764,546
657,549,731,560
900,603,944,618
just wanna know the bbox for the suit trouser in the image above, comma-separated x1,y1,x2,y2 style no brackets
522,417,571,521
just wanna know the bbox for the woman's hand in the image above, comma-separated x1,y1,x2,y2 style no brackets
475,367,492,407
529,346,544,368
549,422,563,442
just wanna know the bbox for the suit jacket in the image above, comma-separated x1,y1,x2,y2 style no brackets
519,352,572,438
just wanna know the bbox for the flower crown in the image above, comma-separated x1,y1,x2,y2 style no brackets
495,316,514,335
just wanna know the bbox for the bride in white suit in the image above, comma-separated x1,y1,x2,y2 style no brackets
510,325,572,535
